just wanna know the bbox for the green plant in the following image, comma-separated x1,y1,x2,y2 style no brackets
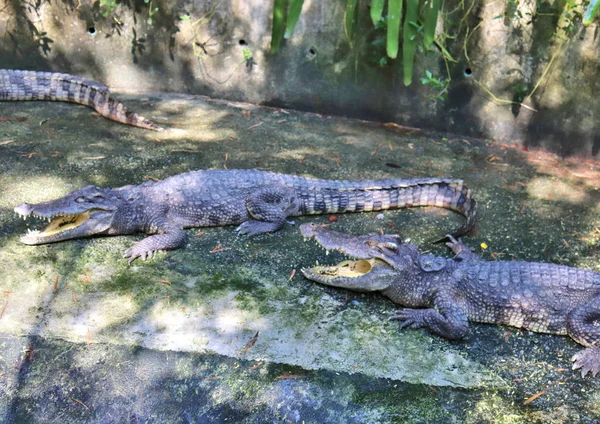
99,0,117,17
144,0,159,24
270,0,305,53
511,83,529,104
420,70,448,101
270,0,442,86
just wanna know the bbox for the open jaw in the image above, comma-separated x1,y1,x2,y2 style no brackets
14,205,113,245
300,223,398,291
301,257,397,291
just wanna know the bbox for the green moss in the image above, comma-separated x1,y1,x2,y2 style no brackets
352,384,447,422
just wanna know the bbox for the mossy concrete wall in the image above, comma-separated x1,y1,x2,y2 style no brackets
0,0,599,157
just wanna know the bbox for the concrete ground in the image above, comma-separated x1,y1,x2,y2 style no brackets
0,93,599,423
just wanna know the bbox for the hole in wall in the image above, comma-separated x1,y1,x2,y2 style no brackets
307,46,317,60
238,39,247,46
464,68,472,77
88,27,96,35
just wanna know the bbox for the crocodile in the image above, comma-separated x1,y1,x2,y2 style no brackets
300,223,600,377
13,169,476,263
0,69,162,130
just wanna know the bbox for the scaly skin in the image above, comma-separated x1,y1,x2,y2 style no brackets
13,169,476,263
0,69,162,130
300,224,600,377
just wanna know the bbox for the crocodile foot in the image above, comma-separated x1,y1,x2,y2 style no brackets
572,347,600,377
445,234,468,255
235,220,283,237
123,245,159,265
388,308,428,329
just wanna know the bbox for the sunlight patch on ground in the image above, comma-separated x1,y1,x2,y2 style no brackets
0,175,72,208
527,177,590,204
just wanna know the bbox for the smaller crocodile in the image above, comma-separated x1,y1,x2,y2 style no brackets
13,169,476,263
300,223,600,377
0,69,162,130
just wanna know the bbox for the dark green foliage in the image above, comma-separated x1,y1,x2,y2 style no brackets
370,0,386,26
386,0,403,59
423,0,441,48
402,0,420,86
285,0,305,38
270,0,288,54
345,0,360,42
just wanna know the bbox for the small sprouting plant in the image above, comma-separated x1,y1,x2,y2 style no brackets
420,70,449,101
242,47,256,69
99,0,118,17
144,0,159,24
241,47,253,62
511,83,529,103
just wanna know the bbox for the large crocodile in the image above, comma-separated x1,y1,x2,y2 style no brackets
0,69,162,130
14,169,476,263
300,223,600,377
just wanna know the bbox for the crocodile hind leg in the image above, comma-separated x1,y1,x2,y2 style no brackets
567,296,600,377
123,227,187,264
445,235,481,262
236,186,300,236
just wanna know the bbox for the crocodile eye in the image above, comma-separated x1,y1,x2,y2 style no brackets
75,196,86,203
92,193,105,202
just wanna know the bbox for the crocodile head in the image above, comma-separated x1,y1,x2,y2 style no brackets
14,185,120,245
300,223,417,291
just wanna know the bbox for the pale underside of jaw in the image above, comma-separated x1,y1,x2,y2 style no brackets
305,258,379,279
16,211,91,243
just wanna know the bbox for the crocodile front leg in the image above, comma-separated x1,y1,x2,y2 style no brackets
567,296,600,377
236,186,300,236
389,291,469,340
123,227,187,264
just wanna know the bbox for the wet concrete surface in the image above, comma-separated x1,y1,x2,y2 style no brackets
0,94,599,422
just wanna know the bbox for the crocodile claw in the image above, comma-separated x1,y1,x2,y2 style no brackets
388,308,427,329
572,347,600,377
124,245,156,265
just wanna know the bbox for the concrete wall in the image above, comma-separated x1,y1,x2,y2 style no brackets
0,0,599,157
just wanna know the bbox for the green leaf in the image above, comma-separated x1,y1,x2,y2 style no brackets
270,0,288,54
426,69,432,79
583,0,600,26
370,0,385,26
285,0,305,39
437,42,457,63
345,0,359,42
403,0,419,86
423,0,441,49
387,0,402,59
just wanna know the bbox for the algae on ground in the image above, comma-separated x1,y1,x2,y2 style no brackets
1,95,599,421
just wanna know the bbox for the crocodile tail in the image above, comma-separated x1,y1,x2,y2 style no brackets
299,177,477,238
0,69,162,131
433,180,477,240
386,178,477,238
